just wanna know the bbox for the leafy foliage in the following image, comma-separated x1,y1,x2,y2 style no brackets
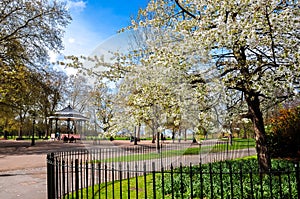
0,0,72,137
266,106,300,158
78,158,298,199
0,0,71,68
0,65,68,137
157,158,297,198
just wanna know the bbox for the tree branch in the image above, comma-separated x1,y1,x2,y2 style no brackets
174,0,198,19
265,6,277,66
0,14,44,42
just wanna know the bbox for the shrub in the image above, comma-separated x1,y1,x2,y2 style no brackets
266,106,300,158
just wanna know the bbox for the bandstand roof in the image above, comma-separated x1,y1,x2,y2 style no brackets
49,105,89,121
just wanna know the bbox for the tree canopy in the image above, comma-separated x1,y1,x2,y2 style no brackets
126,0,299,171
63,0,299,172
0,0,72,138
0,0,71,68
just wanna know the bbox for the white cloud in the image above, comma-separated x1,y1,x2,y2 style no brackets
65,0,86,12
68,37,75,44
62,22,103,56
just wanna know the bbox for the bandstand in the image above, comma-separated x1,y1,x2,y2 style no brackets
48,105,89,141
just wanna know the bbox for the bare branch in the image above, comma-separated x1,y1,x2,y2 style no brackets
174,0,198,19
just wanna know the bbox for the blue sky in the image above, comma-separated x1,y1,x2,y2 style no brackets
55,0,149,60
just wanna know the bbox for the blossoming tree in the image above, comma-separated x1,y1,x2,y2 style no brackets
126,0,300,172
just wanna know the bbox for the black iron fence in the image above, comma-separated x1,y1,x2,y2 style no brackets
46,140,300,199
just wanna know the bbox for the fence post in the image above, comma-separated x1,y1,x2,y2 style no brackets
47,153,55,199
296,162,300,199
62,160,65,197
189,163,193,199
226,140,229,160
75,159,79,199
180,163,184,198
209,163,214,199
170,164,174,199
152,162,156,199
135,164,138,199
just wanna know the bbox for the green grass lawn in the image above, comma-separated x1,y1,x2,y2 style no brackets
68,156,297,199
72,174,160,199
94,138,255,163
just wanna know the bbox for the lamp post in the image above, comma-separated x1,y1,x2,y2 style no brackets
31,112,36,146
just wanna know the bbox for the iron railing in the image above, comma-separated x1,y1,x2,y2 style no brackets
46,140,299,199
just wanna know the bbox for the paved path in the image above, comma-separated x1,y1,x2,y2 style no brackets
0,139,256,199
0,140,88,199
0,139,152,199
0,166,46,199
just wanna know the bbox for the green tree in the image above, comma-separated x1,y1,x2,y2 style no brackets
0,0,71,137
0,65,41,138
35,69,69,138
0,0,71,68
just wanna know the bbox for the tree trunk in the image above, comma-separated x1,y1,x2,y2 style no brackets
156,131,160,152
242,123,247,139
172,128,175,143
45,118,50,138
18,116,24,138
134,126,137,145
246,94,271,172
151,120,155,143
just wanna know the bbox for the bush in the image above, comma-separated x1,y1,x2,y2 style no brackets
266,106,300,158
